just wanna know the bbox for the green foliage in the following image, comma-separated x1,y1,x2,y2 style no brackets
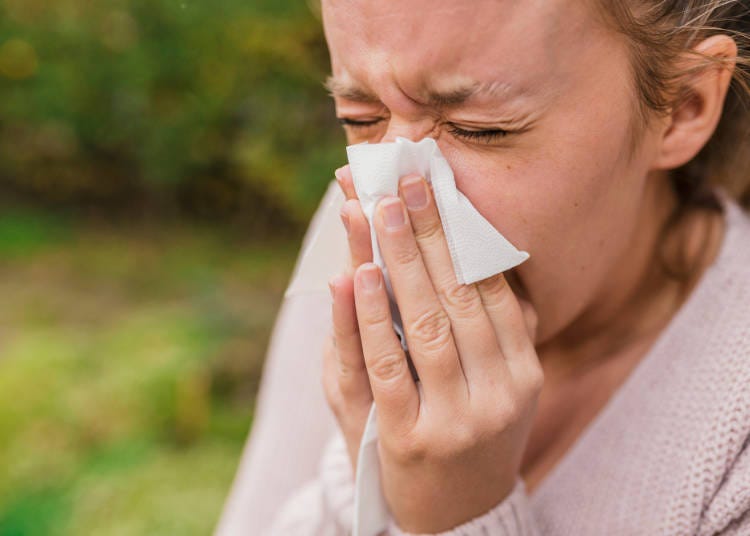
0,210,70,257
0,0,344,225
0,4,326,531
0,212,299,534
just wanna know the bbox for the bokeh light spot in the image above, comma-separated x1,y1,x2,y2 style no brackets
99,10,139,52
0,38,39,80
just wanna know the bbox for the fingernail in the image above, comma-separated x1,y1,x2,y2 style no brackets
382,198,406,229
334,167,346,186
340,208,351,235
402,176,428,210
359,264,381,291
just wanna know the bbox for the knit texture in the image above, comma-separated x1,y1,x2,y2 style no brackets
216,184,750,536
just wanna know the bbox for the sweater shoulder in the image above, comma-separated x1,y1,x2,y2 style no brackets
670,195,750,396
703,197,750,350
676,195,750,357
656,196,750,533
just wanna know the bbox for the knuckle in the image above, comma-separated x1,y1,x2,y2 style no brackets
386,424,482,465
503,396,522,424
367,350,406,383
435,424,477,459
489,390,521,425
525,361,546,396
322,373,344,416
391,242,421,267
388,433,428,465
408,308,452,353
332,319,351,341
337,358,362,386
510,353,545,399
323,334,365,403
414,218,443,244
479,274,512,310
361,306,392,331
440,284,482,319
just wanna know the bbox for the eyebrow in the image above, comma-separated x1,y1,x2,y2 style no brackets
324,76,380,103
324,76,513,107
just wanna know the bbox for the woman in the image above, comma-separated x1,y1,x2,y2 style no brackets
217,1,750,534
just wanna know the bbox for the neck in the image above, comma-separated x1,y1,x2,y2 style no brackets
537,174,725,381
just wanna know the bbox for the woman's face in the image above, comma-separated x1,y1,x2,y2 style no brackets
322,0,668,344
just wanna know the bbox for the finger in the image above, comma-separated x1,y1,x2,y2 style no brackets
518,298,539,344
398,175,506,383
476,272,537,380
329,273,373,407
322,332,340,409
335,165,358,200
321,327,366,475
341,199,373,274
353,263,419,435
373,196,466,403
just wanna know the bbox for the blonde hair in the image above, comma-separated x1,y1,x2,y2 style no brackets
597,0,750,210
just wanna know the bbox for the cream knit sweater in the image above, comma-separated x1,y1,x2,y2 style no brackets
216,184,750,536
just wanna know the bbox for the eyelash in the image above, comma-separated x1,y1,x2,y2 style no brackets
337,117,384,128
337,117,510,143
446,124,509,142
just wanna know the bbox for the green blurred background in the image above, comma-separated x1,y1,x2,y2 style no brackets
0,0,342,534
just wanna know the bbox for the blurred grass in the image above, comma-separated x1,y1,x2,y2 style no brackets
0,209,299,535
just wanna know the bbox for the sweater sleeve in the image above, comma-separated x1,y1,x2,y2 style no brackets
264,431,355,535
267,424,541,536
698,438,750,536
716,511,750,536
386,478,540,536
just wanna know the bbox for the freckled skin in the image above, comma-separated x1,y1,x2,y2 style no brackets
322,0,674,349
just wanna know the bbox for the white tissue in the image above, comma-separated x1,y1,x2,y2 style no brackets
346,136,529,350
347,137,529,536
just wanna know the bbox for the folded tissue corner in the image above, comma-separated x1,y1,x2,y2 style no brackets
286,136,530,536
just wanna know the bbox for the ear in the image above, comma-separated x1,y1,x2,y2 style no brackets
652,34,737,171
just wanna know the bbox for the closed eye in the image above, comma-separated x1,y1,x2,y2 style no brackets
337,117,385,129
337,117,511,143
447,124,509,143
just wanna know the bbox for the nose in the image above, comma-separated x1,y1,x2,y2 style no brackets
380,116,438,143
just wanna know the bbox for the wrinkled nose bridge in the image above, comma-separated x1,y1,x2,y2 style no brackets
381,116,438,143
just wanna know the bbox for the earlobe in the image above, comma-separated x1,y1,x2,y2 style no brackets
652,34,738,171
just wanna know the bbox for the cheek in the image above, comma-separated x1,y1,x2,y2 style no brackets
437,141,601,252
438,124,640,282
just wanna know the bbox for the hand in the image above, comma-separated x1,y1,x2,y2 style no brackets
322,166,544,533
322,165,374,474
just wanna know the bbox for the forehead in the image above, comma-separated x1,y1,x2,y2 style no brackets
321,0,604,101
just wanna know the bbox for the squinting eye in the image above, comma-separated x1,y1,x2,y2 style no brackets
337,117,385,129
447,124,509,143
